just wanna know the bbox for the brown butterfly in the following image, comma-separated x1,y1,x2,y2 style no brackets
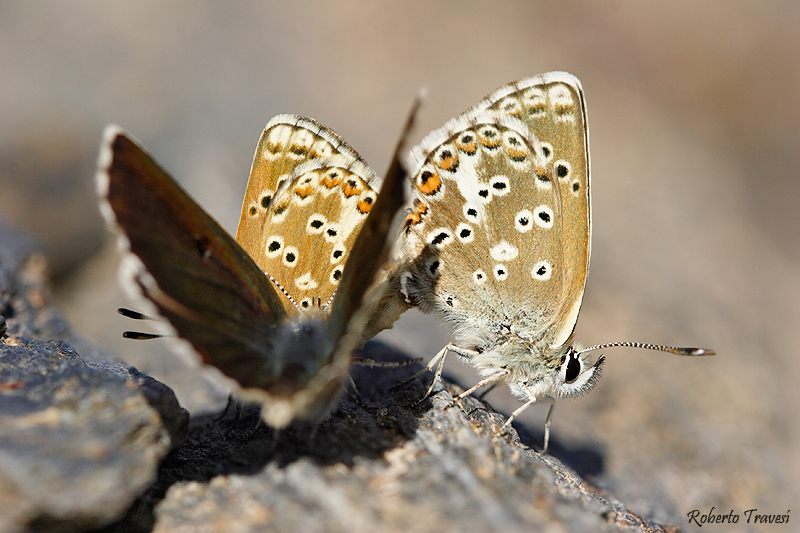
97,102,417,427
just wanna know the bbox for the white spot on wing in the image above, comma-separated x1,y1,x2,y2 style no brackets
489,175,510,196
554,160,571,181
531,260,552,281
534,205,554,229
427,228,454,248
477,186,492,204
330,243,346,264
294,272,318,290
282,246,299,267
490,241,518,262
323,223,341,243
463,203,481,223
307,214,327,234
515,209,533,233
540,142,554,163
455,223,474,243
426,257,442,277
265,235,284,258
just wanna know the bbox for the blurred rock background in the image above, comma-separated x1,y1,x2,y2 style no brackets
1,1,797,529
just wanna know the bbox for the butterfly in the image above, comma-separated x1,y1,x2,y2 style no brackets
397,72,714,452
97,103,416,428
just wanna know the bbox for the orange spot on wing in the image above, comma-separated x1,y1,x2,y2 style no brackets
417,170,441,196
507,146,528,162
294,184,315,199
405,201,428,226
342,178,363,198
455,135,477,155
479,132,500,149
289,143,308,156
436,150,459,172
357,196,374,214
321,170,343,189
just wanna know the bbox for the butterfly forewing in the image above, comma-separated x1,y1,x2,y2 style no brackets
97,126,290,389
482,72,590,348
237,116,382,314
402,111,567,337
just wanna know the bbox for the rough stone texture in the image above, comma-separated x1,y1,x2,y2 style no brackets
144,347,676,533
0,225,188,533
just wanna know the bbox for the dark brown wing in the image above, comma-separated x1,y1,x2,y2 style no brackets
97,126,288,389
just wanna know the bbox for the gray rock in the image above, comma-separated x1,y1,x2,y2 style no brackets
148,344,676,533
0,224,188,533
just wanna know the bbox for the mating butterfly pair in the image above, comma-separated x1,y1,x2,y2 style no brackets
98,72,712,451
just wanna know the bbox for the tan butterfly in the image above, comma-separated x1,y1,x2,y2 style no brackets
397,72,713,451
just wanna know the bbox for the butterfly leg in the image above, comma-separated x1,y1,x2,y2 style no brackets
445,369,510,416
453,369,510,404
390,343,450,394
396,344,450,405
500,387,555,453
415,344,483,404
447,369,513,416
541,396,555,454
345,374,364,405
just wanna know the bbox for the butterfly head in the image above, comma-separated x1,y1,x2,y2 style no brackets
550,346,604,399
269,317,335,383
493,340,604,402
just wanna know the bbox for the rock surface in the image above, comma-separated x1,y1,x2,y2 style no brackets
0,225,188,533
148,374,673,533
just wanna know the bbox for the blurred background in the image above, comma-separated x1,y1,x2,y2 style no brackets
1,1,797,528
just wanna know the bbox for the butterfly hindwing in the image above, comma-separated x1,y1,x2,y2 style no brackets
250,154,382,313
400,73,590,356
237,115,383,311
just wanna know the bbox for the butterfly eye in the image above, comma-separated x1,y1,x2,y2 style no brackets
562,351,583,384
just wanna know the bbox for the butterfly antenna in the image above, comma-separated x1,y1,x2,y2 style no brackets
578,341,715,357
117,307,165,340
117,307,155,320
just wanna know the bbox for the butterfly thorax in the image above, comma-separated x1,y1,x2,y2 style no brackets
455,324,601,401
267,313,334,381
